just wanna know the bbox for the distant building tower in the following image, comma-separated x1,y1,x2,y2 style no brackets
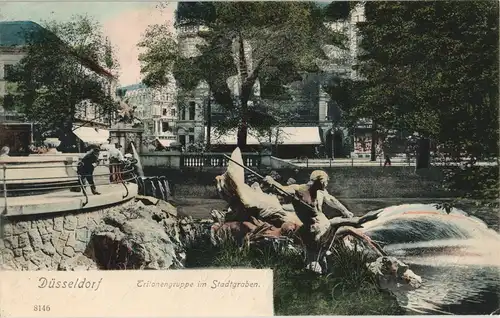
175,9,210,147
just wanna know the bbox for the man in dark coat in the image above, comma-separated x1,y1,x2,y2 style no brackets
78,145,101,195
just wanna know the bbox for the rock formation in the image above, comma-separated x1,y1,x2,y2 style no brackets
0,196,209,271
88,201,182,270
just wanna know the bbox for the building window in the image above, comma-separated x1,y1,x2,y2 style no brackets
189,128,194,133
3,64,14,79
3,94,14,110
189,101,196,121
188,135,195,144
162,122,169,132
162,108,167,116
179,135,186,146
180,106,186,120
171,109,176,117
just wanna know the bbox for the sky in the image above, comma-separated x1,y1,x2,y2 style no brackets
0,0,178,86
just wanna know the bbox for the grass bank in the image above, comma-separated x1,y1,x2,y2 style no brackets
144,166,449,199
185,239,404,315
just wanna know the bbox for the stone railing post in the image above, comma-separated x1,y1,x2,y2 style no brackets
1,164,7,237
2,164,6,213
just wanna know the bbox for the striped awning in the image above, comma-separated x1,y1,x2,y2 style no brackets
157,138,175,147
204,127,322,145
73,126,109,145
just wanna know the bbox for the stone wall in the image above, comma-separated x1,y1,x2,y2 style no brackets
140,151,181,168
144,166,449,199
0,197,199,271
1,205,110,270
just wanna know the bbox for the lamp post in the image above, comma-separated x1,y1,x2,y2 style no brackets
331,128,334,159
205,86,212,150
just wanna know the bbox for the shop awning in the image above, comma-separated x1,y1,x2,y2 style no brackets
204,127,321,145
73,126,109,145
276,127,322,145
157,138,175,147
204,127,263,145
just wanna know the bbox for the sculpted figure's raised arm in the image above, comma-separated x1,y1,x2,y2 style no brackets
321,190,354,218
265,172,353,219
262,175,300,196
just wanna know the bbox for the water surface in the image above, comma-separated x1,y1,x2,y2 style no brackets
360,203,500,315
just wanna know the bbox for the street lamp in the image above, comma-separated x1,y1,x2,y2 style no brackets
327,113,335,160
331,128,335,159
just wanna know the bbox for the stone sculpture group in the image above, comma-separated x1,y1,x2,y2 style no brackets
210,148,422,289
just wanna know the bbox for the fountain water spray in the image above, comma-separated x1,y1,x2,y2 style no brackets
358,204,500,314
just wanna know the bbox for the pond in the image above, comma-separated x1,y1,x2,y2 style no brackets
173,196,499,315
355,201,499,315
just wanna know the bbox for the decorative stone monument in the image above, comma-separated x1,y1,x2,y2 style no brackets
108,100,145,154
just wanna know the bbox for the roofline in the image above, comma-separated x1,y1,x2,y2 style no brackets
118,83,148,91
0,21,117,80
0,20,42,25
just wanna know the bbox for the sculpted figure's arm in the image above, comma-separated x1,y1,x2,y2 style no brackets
263,176,300,196
322,190,354,218
117,149,124,161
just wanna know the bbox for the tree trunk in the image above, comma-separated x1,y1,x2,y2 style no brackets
58,128,76,153
206,87,212,150
273,129,280,157
370,122,377,161
236,31,252,151
415,138,431,170
237,98,249,150
59,105,77,152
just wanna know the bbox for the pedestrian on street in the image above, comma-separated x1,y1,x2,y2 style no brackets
108,143,124,183
78,145,101,195
384,154,392,167
28,143,37,154
381,139,392,167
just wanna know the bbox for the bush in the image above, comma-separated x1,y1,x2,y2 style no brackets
185,239,404,315
442,165,499,207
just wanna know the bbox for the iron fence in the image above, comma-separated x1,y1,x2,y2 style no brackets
0,161,137,215
288,154,498,168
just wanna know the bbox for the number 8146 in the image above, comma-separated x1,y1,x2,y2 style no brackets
33,305,51,312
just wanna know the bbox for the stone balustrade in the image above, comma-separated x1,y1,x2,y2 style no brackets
139,152,296,169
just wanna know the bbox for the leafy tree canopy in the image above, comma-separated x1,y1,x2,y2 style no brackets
139,1,350,148
354,1,499,160
6,15,119,148
175,2,216,27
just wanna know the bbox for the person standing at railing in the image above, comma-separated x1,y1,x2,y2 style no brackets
77,145,101,195
123,153,137,182
0,146,9,158
108,143,124,183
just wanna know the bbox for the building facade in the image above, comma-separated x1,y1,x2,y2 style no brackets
0,22,30,120
174,2,370,157
0,21,118,151
321,2,371,158
120,78,178,147
120,84,154,135
176,25,211,147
